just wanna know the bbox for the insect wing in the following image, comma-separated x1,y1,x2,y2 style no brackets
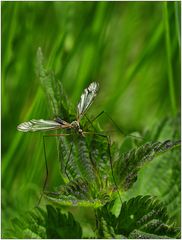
17,119,70,132
77,82,99,120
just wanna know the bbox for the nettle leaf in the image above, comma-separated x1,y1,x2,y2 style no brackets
123,115,181,226
3,205,82,239
3,207,47,239
46,205,82,238
96,203,122,239
98,195,180,239
58,135,82,181
35,49,180,214
128,229,171,239
128,147,181,225
96,216,117,239
116,195,167,235
58,133,88,182
114,140,180,190
45,177,107,208
45,177,97,207
76,137,97,183
45,133,117,208
35,50,180,239
45,137,180,208
36,47,70,119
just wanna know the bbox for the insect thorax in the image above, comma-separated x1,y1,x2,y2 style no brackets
71,120,84,136
71,120,79,128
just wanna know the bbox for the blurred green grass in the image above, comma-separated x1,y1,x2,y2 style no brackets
2,1,180,232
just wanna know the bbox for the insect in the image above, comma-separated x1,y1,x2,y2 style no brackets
17,82,99,135
17,81,122,205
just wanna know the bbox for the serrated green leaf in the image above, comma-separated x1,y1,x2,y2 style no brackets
45,177,91,204
3,205,82,239
22,228,42,239
140,219,179,237
122,115,181,226
115,140,180,190
2,3,180,239
46,205,82,238
97,195,180,239
36,47,70,119
96,216,116,238
45,133,117,207
129,229,171,239
45,195,104,208
115,195,168,235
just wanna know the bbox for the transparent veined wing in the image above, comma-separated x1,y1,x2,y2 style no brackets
77,82,99,120
17,119,71,132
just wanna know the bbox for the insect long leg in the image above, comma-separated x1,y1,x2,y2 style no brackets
89,110,144,140
37,135,48,206
83,131,122,204
101,134,122,204
84,110,125,135
90,110,105,123
84,114,97,132
64,141,74,181
37,133,71,206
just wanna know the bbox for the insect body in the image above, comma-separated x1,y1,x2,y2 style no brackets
17,81,122,205
17,82,99,135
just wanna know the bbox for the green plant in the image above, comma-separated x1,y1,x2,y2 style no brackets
3,49,180,239
2,2,180,238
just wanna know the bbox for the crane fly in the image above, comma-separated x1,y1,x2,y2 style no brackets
17,82,99,135
17,81,122,205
